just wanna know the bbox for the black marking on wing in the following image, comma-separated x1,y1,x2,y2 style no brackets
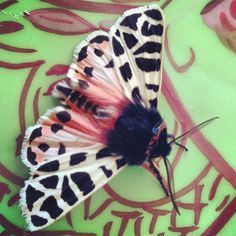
105,60,114,68
40,196,63,219
29,127,42,144
26,185,45,212
100,166,112,178
119,62,132,82
145,84,159,92
135,58,161,72
112,37,124,56
94,48,104,57
70,152,87,166
71,172,95,196
123,32,138,49
120,13,142,30
116,158,127,169
149,98,158,108
56,111,71,123
144,9,162,21
31,215,48,227
115,30,120,37
27,147,37,165
84,101,93,112
78,80,89,89
61,176,78,206
132,87,143,103
77,46,88,62
96,147,112,159
38,143,49,152
84,66,93,77
51,123,63,133
90,35,109,44
38,160,60,172
58,143,66,155
56,85,72,97
141,21,163,36
70,91,81,103
133,42,162,55
39,175,59,189
77,95,87,108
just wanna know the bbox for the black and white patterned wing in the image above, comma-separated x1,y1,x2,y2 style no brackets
20,141,126,231
109,4,164,109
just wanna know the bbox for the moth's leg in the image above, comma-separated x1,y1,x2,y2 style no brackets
148,159,169,197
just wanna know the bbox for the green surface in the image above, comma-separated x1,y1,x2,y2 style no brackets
0,0,235,235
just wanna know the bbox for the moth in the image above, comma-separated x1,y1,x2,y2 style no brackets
20,4,188,231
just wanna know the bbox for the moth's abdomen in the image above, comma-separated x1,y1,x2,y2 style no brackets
107,103,162,165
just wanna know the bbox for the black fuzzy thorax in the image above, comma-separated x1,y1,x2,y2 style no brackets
107,102,166,165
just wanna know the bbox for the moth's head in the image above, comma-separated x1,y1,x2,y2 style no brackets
146,121,171,159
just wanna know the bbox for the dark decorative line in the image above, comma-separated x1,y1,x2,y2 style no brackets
134,216,143,236
215,195,230,211
103,221,113,236
0,214,96,235
8,193,19,206
65,212,73,228
0,164,24,186
0,42,36,53
162,70,236,187
83,197,91,220
104,163,211,208
33,87,41,122
41,0,137,14
208,174,223,200
201,197,236,235
0,0,18,10
165,26,195,73
161,0,174,9
88,198,114,220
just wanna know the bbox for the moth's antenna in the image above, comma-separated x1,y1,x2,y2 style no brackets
163,157,180,215
169,117,219,144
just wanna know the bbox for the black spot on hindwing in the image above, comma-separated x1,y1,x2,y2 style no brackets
27,147,37,165
94,48,104,57
40,196,63,219
51,123,63,133
105,60,114,68
84,67,93,77
38,160,59,172
56,85,72,97
119,62,132,82
29,127,42,144
77,95,87,108
71,172,95,196
58,143,66,155
26,185,45,211
56,111,71,123
70,152,87,166
38,143,49,152
31,215,48,227
90,35,108,44
39,175,59,189
61,176,78,206
70,91,81,103
123,32,138,49
120,13,141,30
77,46,88,62
112,37,124,56
135,58,161,72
